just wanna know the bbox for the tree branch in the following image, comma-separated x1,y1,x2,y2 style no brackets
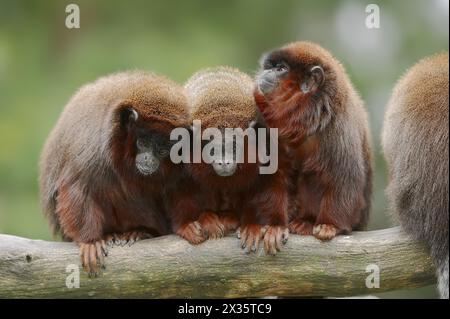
0,227,436,298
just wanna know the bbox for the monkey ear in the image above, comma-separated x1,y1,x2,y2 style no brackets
119,106,139,128
301,65,324,94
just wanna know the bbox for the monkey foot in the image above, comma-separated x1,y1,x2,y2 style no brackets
238,224,266,254
198,212,225,239
105,231,153,247
79,240,108,277
220,215,240,233
177,221,206,245
289,219,313,235
312,224,338,241
263,225,289,255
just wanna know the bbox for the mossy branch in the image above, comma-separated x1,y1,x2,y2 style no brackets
0,227,435,298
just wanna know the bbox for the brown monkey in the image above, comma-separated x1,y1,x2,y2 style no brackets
40,71,189,275
254,41,373,241
382,52,449,298
166,67,289,254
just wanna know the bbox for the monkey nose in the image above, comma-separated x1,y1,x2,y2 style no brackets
213,159,237,176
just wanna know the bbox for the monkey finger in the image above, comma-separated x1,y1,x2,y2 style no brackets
264,232,277,255
281,228,289,245
260,225,269,237
100,239,108,256
95,241,105,269
79,244,89,270
192,221,203,236
240,228,249,249
105,235,114,248
251,233,261,253
244,234,255,254
89,244,99,277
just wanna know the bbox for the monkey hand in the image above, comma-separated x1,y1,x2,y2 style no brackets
289,218,314,236
312,224,339,241
198,211,225,239
177,221,206,245
263,225,289,255
79,239,108,277
105,231,153,247
238,224,266,254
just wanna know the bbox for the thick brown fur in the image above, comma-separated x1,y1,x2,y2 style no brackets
39,70,189,275
382,52,449,298
167,67,289,254
254,41,372,241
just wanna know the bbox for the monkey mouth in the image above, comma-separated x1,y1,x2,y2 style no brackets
257,77,278,95
214,169,236,177
136,163,158,176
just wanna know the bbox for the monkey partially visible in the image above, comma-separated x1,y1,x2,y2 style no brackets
382,52,449,299
39,71,189,276
254,41,373,241
166,67,289,254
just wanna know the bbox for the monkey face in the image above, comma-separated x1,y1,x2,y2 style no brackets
209,136,238,177
254,43,338,144
118,106,174,176
256,49,324,98
135,132,172,176
256,59,289,95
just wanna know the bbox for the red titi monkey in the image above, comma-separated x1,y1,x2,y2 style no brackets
254,42,373,240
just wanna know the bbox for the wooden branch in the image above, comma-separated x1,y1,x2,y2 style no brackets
0,227,436,298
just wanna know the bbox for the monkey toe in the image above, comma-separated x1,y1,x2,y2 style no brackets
263,226,288,255
289,220,313,236
312,224,338,241
79,240,108,277
122,231,152,246
240,224,264,254
177,221,206,245
198,212,225,239
106,231,152,247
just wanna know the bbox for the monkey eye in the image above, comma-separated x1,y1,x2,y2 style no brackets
158,147,169,157
273,63,288,74
136,138,150,149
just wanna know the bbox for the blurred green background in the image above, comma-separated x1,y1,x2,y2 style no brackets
0,0,448,298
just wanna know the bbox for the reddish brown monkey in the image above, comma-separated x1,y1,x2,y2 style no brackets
254,41,372,240
39,71,189,275
382,52,449,298
166,67,289,254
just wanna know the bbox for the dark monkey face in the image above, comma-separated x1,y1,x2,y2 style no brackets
120,107,174,176
254,46,334,144
135,132,172,175
256,50,324,97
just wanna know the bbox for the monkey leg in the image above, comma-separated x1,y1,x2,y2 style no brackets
198,211,225,239
167,192,206,245
79,239,108,277
56,183,111,276
313,190,352,241
256,173,290,255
